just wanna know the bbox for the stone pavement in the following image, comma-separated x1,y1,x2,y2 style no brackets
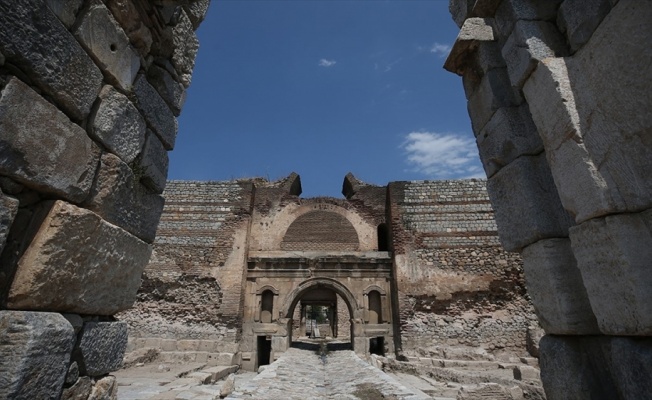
116,343,430,400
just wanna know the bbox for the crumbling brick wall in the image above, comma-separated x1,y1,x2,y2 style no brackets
388,179,536,356
0,1,209,398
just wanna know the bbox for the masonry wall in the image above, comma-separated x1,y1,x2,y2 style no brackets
446,0,652,397
0,1,208,398
118,180,253,355
389,179,536,356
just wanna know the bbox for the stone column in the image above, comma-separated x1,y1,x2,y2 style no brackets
445,0,652,398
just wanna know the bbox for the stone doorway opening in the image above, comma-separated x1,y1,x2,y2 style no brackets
256,335,272,369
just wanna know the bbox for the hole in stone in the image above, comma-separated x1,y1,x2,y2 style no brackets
110,44,117,52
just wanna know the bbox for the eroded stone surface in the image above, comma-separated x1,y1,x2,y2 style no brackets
75,321,128,376
557,0,612,52
148,63,186,116
521,238,598,335
90,85,146,165
88,375,118,400
0,78,100,203
105,0,153,56
85,153,165,243
62,376,92,400
0,311,75,400
74,0,140,91
133,74,178,150
6,201,152,315
0,190,18,254
486,155,574,252
467,68,522,134
0,0,102,120
137,131,169,194
171,10,200,88
570,209,652,335
44,0,83,29
184,0,211,30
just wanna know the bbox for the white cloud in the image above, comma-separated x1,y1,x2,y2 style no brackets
318,59,337,67
401,131,484,179
429,42,452,58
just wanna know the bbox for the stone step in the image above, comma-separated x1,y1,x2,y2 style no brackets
158,351,239,366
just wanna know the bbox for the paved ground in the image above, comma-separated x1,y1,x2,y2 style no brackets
116,341,430,400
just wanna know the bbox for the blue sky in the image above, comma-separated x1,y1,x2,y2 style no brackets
170,0,482,197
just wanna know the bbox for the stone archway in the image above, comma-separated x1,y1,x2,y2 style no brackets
282,277,361,320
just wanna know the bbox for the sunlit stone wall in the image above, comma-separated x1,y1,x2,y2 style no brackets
0,0,209,398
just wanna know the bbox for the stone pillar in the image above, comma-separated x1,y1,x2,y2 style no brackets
445,0,652,398
0,0,209,398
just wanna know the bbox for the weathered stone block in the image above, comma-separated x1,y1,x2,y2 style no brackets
445,18,496,77
105,0,153,56
183,0,211,30
45,0,84,29
88,375,118,400
0,190,18,254
557,0,612,52
476,105,543,178
75,321,128,376
0,78,100,203
0,0,103,120
61,376,92,400
74,0,140,91
65,361,80,386
501,20,568,88
486,155,574,251
90,85,146,164
521,239,598,334
133,74,178,150
6,201,152,315
494,0,562,42
0,311,75,400
610,337,652,399
171,10,200,88
148,63,186,116
467,68,522,134
449,0,474,28
570,209,652,335
137,131,169,194
85,153,164,243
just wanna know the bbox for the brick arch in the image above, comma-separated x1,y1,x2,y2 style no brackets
280,210,359,251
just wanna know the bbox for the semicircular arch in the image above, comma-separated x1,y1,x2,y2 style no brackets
281,277,362,320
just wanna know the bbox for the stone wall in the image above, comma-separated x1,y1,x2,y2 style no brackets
0,0,208,398
388,179,536,356
117,180,253,349
445,0,652,397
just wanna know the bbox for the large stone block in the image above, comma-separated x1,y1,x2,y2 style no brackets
494,0,562,42
557,0,612,52
449,0,474,28
476,105,543,178
0,190,18,254
74,0,140,91
133,74,178,150
75,321,128,376
0,78,100,203
0,311,75,400
85,153,164,242
539,335,652,400
171,10,200,88
90,85,146,164
444,17,496,77
147,63,186,116
105,0,153,56
467,68,522,134
184,0,211,30
137,131,169,194
521,239,598,334
0,0,103,120
6,201,152,315
570,209,652,335
501,20,568,88
486,154,574,251
45,0,84,29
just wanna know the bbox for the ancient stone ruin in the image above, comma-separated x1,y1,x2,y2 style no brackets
0,0,650,399
445,0,652,398
0,0,208,398
118,173,536,374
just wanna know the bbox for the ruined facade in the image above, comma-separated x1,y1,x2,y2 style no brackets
0,0,209,398
120,173,536,371
445,0,652,398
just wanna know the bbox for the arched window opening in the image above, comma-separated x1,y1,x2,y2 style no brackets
377,223,389,251
368,290,382,324
261,290,274,323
